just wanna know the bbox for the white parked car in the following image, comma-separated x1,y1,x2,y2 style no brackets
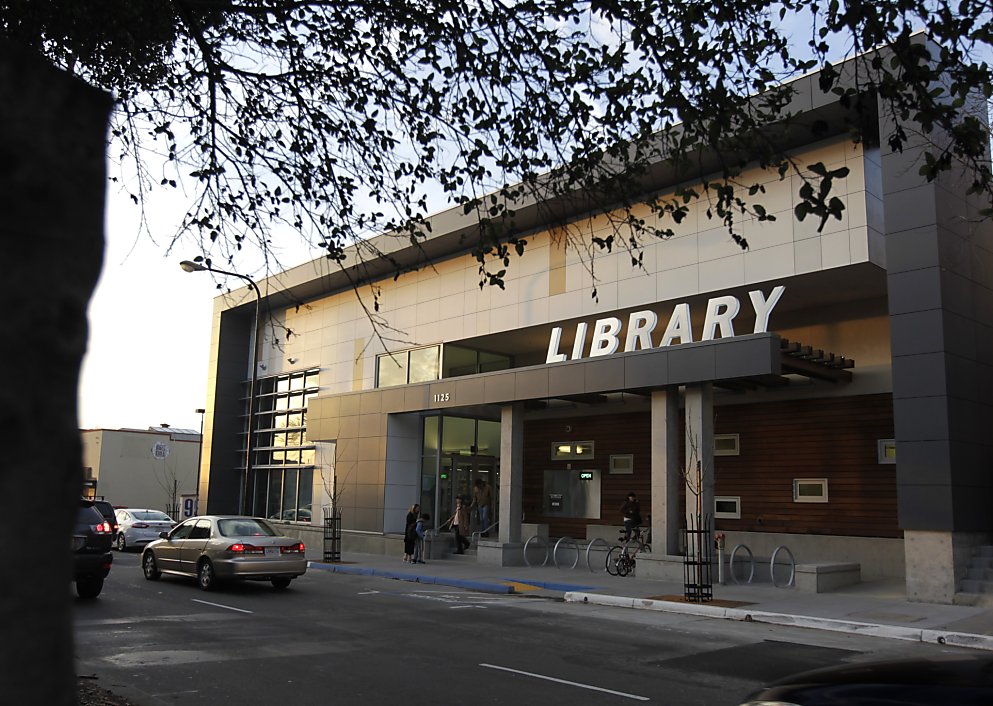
114,509,176,551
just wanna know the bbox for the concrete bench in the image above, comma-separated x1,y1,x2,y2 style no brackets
795,562,861,593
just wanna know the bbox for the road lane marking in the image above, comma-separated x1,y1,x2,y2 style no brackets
358,590,380,595
479,664,649,701
192,599,253,614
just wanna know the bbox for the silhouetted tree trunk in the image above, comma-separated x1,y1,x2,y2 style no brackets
0,41,110,705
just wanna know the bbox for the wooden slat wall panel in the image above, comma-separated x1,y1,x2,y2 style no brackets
523,412,651,541
522,394,898,540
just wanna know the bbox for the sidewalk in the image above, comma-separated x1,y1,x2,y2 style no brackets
307,548,993,652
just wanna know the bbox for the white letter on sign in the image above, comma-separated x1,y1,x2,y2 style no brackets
702,295,741,341
660,303,693,346
571,322,588,360
546,326,567,364
625,310,658,352
589,317,622,357
749,285,786,333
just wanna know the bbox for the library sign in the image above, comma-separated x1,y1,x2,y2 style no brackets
545,285,785,363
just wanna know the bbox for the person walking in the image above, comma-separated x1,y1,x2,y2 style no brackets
471,478,493,537
445,496,471,554
403,503,420,563
412,512,430,564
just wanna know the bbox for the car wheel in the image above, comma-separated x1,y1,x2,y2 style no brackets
197,559,217,591
76,577,104,599
116,533,127,552
142,552,161,580
271,577,292,589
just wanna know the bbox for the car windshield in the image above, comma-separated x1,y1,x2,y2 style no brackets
217,518,277,537
133,511,172,521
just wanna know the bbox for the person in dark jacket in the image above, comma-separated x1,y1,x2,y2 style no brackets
403,503,420,563
620,492,642,542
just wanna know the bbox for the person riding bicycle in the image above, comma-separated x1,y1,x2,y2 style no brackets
620,491,642,542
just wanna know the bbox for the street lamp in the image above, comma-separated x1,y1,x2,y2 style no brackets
180,260,262,515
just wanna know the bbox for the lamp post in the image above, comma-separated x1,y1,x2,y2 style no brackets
194,407,206,515
181,260,262,515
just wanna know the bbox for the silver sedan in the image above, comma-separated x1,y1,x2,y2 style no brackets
114,508,175,551
140,515,307,591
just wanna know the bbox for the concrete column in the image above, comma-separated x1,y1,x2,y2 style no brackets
650,388,681,555
499,402,524,544
684,384,714,526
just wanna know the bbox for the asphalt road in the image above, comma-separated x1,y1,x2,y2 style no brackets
74,553,975,706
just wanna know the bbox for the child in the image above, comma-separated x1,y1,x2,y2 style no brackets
412,513,430,564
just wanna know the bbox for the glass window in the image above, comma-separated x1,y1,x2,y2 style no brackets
189,519,212,540
276,395,289,411
715,434,740,456
251,469,267,516
298,470,313,522
300,448,315,465
273,432,286,448
267,471,282,518
281,469,298,519
218,518,277,537
479,350,510,373
377,352,408,387
715,496,741,519
423,415,440,455
289,393,305,409
476,420,501,457
273,450,286,464
793,478,829,503
409,346,440,384
170,521,195,540
276,377,290,393
441,417,476,454
134,510,171,521
442,345,477,378
274,414,288,429
290,374,305,391
288,412,303,427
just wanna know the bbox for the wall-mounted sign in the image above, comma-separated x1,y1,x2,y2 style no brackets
546,285,785,364
151,441,171,460
579,471,594,480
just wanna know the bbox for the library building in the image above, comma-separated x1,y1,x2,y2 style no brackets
195,56,993,605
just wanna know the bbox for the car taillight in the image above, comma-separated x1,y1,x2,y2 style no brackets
94,521,112,534
227,543,264,554
133,523,150,528
281,542,305,554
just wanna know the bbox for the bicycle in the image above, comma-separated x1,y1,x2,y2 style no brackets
606,526,651,577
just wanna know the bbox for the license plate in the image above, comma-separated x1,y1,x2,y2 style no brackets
264,547,279,556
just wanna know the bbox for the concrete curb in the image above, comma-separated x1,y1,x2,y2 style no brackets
563,592,993,651
309,561,514,594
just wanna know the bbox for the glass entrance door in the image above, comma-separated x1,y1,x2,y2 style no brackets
439,455,498,533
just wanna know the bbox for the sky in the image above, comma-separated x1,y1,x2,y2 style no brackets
78,184,313,433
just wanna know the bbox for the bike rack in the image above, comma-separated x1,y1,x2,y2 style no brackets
585,538,610,573
770,544,796,588
728,543,755,584
727,543,796,588
523,534,549,567
553,537,580,570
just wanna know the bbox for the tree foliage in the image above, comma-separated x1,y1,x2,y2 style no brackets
3,0,992,290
